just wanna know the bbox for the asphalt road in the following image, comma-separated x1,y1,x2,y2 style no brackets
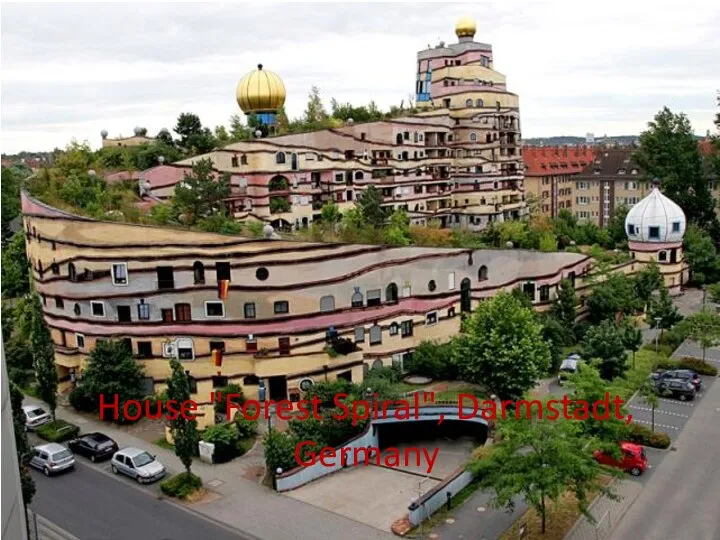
29,461,253,540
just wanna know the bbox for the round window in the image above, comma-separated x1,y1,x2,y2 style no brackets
299,378,314,392
256,267,269,281
428,280,437,292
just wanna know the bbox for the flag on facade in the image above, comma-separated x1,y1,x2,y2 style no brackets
212,348,223,367
218,279,230,299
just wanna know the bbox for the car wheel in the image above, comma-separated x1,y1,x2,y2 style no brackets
136,475,144,484
111,464,118,474
43,466,51,477
680,394,687,401
90,455,96,463
630,467,642,476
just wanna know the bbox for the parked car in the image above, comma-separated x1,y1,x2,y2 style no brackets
22,405,51,431
68,432,119,462
29,443,75,476
557,354,582,386
111,447,166,484
651,369,702,391
655,378,696,401
593,442,648,476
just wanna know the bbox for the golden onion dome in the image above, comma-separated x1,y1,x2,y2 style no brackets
455,16,477,38
236,64,286,113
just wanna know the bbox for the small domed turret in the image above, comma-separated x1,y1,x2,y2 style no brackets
625,179,686,243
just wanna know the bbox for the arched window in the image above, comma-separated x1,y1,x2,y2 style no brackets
658,250,667,262
276,152,286,164
486,134,492,143
476,99,484,107
470,133,477,142
396,134,403,144
73,303,81,316
68,263,77,282
291,153,298,170
372,359,384,370
319,295,335,312
351,291,364,308
386,283,398,304
428,280,437,292
193,261,205,284
478,265,488,281
355,171,364,180
389,322,399,336
465,99,473,107
461,278,471,290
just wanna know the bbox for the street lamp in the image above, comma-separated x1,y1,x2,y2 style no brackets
701,284,707,307
654,317,662,353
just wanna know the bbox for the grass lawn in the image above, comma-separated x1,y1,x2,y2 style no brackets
608,347,668,401
500,476,613,540
435,385,486,402
153,437,174,451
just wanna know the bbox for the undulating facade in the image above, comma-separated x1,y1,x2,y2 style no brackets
135,17,525,232
22,178,689,428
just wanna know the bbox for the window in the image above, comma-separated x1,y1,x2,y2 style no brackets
478,265,488,281
627,224,635,235
68,263,77,282
274,301,289,314
175,303,192,322
523,282,536,301
137,342,152,358
448,307,456,317
157,266,174,290
216,262,231,282
210,341,225,354
243,375,260,385
320,295,335,312
177,338,194,360
465,99,473,107
212,375,229,388
401,320,414,337
256,267,269,281
205,301,225,318
648,226,660,240
276,152,286,164
402,285,411,298
162,309,174,322
425,312,438,325
351,291,364,308
428,280,437,292
244,302,256,319
74,303,81,316
672,222,681,233
117,305,131,322
193,262,205,284
386,283,398,304
55,297,64,309
137,300,150,320
539,285,550,302
448,272,455,290
51,263,59,275
246,335,258,353
278,337,290,355
389,322,399,336
90,301,105,317
476,99,483,107
75,333,85,349
231,156,239,167
367,289,382,307
470,132,477,142
658,251,667,262
369,325,382,345
354,327,365,343
110,263,128,285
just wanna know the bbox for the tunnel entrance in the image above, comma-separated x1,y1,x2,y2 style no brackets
376,419,488,449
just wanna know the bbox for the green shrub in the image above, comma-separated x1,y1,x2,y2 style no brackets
214,384,245,414
236,437,254,457
642,342,675,357
678,357,718,376
202,423,240,463
626,423,671,449
235,416,258,439
365,364,402,383
37,420,80,443
655,358,680,371
69,385,96,412
160,472,202,499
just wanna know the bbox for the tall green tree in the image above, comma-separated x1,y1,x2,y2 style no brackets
356,185,386,228
586,274,640,324
471,412,615,534
621,317,643,370
166,359,199,474
1,166,23,242
606,204,630,248
10,381,36,505
646,287,683,335
683,309,720,363
550,278,577,328
303,86,329,129
172,159,231,224
1,232,30,298
634,263,663,308
582,319,627,380
174,113,203,147
454,292,550,399
156,128,175,147
638,380,659,433
683,224,720,285
634,107,717,229
26,294,58,418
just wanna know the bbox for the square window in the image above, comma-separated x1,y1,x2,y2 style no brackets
672,222,680,233
137,302,150,320
175,303,192,321
244,302,256,319
90,301,105,317
246,337,258,353
161,309,174,322
112,263,128,285
55,297,64,309
425,312,438,326
354,327,365,343
401,320,414,337
137,341,152,358
210,341,225,352
627,224,635,235
648,226,660,240
389,323,399,336
157,266,174,290
205,301,225,318
216,262,231,281
274,301,289,314
212,375,229,388
75,333,85,349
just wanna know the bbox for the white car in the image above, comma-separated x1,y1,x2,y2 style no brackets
22,405,51,431
111,447,166,484
29,443,75,476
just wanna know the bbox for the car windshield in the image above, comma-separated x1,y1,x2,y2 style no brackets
52,449,72,460
91,434,110,443
27,409,45,418
133,452,154,467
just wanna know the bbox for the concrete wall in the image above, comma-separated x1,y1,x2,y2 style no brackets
408,468,475,527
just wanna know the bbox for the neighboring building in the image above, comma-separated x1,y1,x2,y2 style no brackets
101,127,155,148
21,179,688,428
573,147,649,227
140,17,526,232
523,145,594,218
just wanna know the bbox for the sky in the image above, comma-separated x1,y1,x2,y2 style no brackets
1,1,719,154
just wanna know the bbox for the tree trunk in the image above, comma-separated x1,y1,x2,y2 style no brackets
540,493,546,534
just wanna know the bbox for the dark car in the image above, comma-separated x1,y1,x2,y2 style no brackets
655,378,696,401
68,433,119,462
651,369,702,391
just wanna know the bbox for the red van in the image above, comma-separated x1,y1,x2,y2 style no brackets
593,442,648,476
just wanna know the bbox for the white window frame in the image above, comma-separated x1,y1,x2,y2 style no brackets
111,263,129,286
176,338,195,361
425,311,438,326
205,301,225,318
90,301,106,318
448,272,456,290
75,333,85,350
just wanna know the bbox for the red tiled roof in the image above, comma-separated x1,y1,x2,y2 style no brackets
104,170,141,183
141,165,194,189
698,138,717,157
523,145,595,176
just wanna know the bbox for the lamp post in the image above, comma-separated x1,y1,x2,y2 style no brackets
702,284,707,307
654,317,662,353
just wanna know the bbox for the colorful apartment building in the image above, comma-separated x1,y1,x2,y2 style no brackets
134,17,525,232
523,146,595,218
22,177,689,428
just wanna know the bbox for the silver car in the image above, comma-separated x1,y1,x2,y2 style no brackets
29,443,75,476
23,405,51,431
111,447,166,484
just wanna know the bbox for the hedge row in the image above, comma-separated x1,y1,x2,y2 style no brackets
626,423,671,449
654,357,718,376
36,420,80,443
160,472,202,499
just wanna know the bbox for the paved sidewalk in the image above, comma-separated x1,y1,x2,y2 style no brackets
565,479,643,540
25,399,394,540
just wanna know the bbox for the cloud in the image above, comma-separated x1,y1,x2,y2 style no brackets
1,1,718,152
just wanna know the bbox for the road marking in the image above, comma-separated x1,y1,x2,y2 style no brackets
628,406,689,418
633,419,679,430
657,398,694,407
